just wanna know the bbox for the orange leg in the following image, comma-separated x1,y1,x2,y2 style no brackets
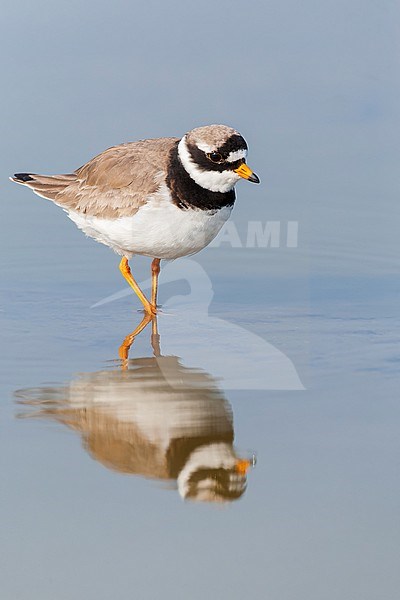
119,257,155,315
151,258,161,312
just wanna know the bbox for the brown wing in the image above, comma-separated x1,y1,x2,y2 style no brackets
11,137,179,218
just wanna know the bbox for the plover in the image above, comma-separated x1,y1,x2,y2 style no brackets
11,124,259,314
16,355,252,503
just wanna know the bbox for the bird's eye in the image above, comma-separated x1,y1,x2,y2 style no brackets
208,152,224,163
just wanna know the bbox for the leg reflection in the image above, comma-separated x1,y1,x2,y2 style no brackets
151,317,161,357
119,314,153,366
119,315,161,367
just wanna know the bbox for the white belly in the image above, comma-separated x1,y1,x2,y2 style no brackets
67,196,232,259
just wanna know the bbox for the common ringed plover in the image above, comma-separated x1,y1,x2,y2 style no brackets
11,124,259,314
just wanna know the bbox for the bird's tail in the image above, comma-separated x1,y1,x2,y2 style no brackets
10,172,77,201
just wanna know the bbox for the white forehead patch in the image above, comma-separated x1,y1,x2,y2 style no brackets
196,142,214,153
226,149,247,163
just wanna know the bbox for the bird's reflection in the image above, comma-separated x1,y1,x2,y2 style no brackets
16,317,255,503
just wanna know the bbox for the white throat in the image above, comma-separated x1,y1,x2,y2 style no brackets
177,137,241,193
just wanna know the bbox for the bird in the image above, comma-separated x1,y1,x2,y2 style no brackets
11,124,259,314
16,354,254,503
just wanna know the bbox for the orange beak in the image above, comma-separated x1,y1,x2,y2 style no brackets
234,162,260,183
235,459,251,475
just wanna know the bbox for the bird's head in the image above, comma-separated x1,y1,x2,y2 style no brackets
178,124,260,193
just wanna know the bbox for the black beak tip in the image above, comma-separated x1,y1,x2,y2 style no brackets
248,172,260,184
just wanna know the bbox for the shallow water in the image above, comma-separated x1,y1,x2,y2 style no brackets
1,241,399,599
1,1,399,595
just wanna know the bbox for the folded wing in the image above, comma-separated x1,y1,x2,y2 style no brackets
11,137,178,218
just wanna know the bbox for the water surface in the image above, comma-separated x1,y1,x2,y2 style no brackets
1,1,399,597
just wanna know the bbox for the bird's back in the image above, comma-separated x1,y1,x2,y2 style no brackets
11,137,179,218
